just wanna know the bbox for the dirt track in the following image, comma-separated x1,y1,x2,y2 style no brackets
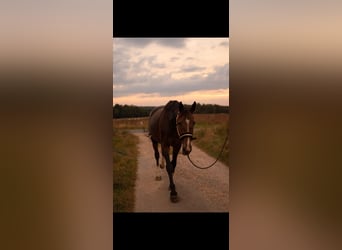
132,131,229,212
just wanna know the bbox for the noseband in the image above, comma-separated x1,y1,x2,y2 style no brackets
178,133,193,140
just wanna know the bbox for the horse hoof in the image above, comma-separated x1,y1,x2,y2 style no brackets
170,195,179,203
155,176,162,181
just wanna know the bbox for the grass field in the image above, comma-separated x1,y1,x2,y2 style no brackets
192,114,229,166
113,129,139,212
113,117,149,131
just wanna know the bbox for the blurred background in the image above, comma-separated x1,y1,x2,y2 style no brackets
1,0,342,249
230,1,342,249
0,0,112,249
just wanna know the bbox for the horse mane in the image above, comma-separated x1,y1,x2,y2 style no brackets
164,100,179,111
163,100,180,121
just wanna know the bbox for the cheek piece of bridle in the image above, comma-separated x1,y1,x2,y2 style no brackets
176,114,196,140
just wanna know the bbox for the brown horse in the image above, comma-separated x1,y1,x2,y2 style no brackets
148,100,196,202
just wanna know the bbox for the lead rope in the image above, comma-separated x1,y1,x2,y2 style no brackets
187,135,229,169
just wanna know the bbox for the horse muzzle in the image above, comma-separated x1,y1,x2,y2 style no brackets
182,147,192,155
181,136,192,155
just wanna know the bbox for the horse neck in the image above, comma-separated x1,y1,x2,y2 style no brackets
160,111,177,136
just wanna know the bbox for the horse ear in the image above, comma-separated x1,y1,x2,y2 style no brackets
179,102,184,112
190,101,196,113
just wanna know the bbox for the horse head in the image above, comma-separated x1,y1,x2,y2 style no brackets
176,101,196,155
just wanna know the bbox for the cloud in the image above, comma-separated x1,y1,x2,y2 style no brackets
113,63,229,97
170,57,180,62
182,65,206,72
113,38,229,104
155,38,187,48
219,40,229,47
115,38,187,48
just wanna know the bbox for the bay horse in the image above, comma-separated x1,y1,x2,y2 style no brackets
148,100,196,202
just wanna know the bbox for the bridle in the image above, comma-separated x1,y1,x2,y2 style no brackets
178,133,194,140
175,110,228,170
176,113,194,140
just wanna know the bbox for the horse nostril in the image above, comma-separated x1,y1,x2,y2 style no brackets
182,148,191,155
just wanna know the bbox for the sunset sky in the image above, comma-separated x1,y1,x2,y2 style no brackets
113,38,229,106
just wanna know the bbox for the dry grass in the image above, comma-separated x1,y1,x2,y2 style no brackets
193,114,229,166
194,113,229,124
113,117,149,131
113,129,139,212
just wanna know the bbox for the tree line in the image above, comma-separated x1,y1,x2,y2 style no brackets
113,103,229,118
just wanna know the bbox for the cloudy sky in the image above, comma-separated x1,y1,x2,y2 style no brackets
113,38,229,106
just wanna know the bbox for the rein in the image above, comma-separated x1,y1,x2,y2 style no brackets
187,135,229,170
176,112,228,169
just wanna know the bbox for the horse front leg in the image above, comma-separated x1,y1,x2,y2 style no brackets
162,144,178,202
171,143,181,173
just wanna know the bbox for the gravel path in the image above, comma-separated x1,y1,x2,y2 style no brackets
133,131,229,212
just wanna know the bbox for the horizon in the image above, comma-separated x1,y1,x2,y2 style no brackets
112,102,229,107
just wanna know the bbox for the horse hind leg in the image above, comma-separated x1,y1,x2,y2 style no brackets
152,140,162,181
